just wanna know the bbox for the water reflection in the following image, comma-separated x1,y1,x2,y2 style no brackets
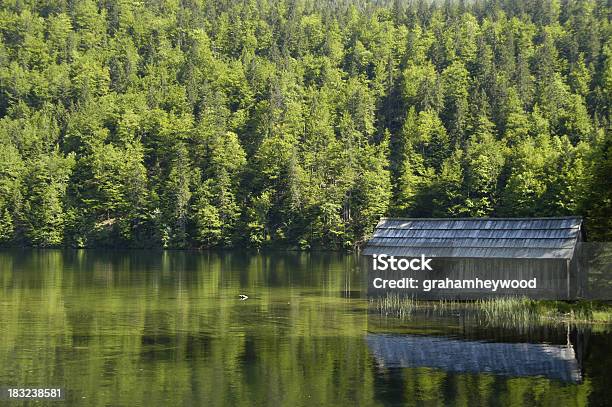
367,334,581,383
0,249,610,406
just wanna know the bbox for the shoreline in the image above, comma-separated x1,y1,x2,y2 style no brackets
371,295,612,325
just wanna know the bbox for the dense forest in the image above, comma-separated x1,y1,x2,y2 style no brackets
0,0,610,249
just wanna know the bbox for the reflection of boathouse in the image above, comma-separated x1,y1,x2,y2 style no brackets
366,333,582,383
363,217,584,300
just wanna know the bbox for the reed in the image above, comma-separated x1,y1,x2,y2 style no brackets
472,297,544,327
373,293,418,318
371,295,612,326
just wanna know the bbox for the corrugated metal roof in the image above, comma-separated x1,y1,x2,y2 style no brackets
363,217,582,259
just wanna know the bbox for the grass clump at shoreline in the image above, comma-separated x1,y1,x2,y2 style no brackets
375,294,418,318
371,293,612,325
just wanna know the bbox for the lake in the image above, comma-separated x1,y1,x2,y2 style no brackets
0,249,610,406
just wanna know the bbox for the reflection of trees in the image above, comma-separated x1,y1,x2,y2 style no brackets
0,250,596,405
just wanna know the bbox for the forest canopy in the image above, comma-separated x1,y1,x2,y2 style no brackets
0,0,610,249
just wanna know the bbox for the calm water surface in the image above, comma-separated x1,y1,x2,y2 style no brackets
0,250,610,406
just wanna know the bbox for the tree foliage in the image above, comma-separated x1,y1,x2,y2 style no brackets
0,0,610,248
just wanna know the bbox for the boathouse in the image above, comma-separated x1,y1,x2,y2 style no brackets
362,217,584,300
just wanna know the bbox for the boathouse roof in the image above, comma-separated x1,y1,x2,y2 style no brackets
362,217,582,259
